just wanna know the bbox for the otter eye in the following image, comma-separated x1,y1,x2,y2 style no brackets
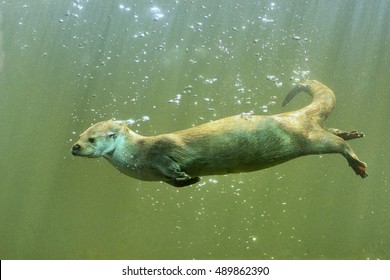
87,137,95,143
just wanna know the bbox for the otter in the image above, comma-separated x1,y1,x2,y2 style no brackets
71,80,367,187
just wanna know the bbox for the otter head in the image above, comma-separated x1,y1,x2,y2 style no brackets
71,120,129,158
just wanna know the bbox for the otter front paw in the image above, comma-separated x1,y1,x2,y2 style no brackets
166,177,201,187
161,156,200,187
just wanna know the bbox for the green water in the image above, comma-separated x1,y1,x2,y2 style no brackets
0,0,389,260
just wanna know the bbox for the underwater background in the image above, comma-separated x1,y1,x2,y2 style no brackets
0,0,389,259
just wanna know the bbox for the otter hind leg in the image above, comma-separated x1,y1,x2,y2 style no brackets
310,131,368,178
328,128,365,141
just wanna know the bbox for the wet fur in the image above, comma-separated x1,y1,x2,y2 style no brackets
71,80,367,187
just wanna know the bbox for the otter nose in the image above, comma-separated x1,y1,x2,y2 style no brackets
71,144,81,155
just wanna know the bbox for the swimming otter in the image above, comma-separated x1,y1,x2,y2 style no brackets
71,80,367,187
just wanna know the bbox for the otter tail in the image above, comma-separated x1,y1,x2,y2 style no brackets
282,80,336,125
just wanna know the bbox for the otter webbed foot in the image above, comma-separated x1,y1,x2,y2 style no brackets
350,159,368,178
328,128,364,141
346,156,368,178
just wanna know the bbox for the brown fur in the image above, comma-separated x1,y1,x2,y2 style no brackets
71,80,367,187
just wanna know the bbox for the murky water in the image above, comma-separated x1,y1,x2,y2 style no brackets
0,0,389,259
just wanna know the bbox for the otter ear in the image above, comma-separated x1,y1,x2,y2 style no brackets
123,119,135,127
112,119,134,128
